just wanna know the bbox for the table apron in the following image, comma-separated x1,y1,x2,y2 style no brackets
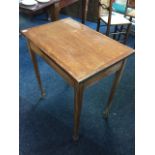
28,41,126,90
83,60,125,88
29,41,76,87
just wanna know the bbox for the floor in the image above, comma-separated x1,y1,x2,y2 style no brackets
19,12,135,155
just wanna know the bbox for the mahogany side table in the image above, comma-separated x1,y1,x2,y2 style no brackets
22,18,134,141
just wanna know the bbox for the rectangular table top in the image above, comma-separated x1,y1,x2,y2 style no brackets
22,18,134,82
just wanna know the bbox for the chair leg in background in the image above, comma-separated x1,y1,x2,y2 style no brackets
124,23,131,44
117,25,124,41
106,23,110,36
97,19,101,32
113,25,118,40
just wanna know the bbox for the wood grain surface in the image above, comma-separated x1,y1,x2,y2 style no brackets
22,18,134,82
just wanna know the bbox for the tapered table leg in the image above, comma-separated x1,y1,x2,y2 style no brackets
73,84,84,141
27,41,46,97
103,60,127,118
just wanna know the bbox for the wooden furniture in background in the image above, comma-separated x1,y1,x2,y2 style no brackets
61,0,98,22
125,0,135,20
96,0,131,44
22,18,134,141
125,0,135,24
124,0,135,41
19,0,89,23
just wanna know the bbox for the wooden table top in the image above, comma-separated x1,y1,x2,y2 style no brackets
22,18,134,82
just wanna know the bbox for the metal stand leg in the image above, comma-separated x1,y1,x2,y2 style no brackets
103,60,127,118
73,84,84,141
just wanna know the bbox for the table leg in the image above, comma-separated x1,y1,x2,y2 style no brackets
103,60,127,118
73,84,84,141
50,2,60,21
27,42,46,97
82,0,89,24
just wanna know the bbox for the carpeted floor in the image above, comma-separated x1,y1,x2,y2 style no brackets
19,13,135,155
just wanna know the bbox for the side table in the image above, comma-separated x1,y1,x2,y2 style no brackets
22,18,134,141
